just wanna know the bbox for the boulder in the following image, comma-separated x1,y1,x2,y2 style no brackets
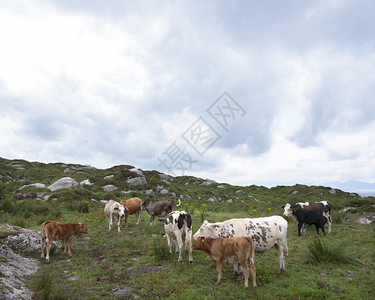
104,175,114,180
80,179,93,186
47,177,79,191
159,173,173,181
126,177,147,187
236,190,245,195
103,185,118,192
19,183,46,190
129,168,143,177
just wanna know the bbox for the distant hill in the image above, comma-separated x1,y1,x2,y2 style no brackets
324,180,375,196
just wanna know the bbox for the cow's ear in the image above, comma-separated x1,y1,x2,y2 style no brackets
114,207,119,211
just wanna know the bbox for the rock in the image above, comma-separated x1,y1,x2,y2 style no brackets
159,173,173,181
126,177,147,187
236,190,245,195
104,175,114,180
67,276,80,281
129,168,143,177
356,215,375,224
292,191,298,195
217,185,226,189
113,287,133,297
227,199,233,203
329,189,337,195
80,179,93,186
19,183,46,190
47,177,79,191
160,189,169,195
0,243,39,300
103,185,118,192
144,189,154,196
340,207,355,212
200,179,216,186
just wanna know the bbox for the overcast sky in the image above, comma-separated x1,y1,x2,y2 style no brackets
1,0,375,187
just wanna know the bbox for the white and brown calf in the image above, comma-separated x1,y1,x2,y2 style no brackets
164,210,193,263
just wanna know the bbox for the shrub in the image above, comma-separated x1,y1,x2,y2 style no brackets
152,236,172,262
306,237,362,266
32,271,52,300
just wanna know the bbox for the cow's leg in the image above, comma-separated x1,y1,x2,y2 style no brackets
117,217,121,232
186,229,193,263
215,260,223,285
321,225,326,236
108,216,113,231
166,234,173,255
41,235,46,259
175,233,184,262
136,210,140,225
249,256,257,288
315,224,320,235
64,239,68,255
326,214,332,234
274,243,285,273
150,215,154,226
124,212,129,227
302,223,306,235
46,238,53,262
67,238,73,256
297,222,303,236
240,259,249,290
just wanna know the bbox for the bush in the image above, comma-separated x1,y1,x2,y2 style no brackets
152,236,172,262
306,237,362,266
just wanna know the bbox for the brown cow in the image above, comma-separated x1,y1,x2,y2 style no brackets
120,197,143,227
193,236,257,289
41,221,89,262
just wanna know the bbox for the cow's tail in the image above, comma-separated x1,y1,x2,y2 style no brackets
176,199,181,207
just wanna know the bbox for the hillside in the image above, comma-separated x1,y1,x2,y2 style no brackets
1,157,375,299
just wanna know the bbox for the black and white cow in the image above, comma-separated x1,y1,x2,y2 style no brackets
296,210,327,236
282,201,332,234
193,216,288,273
164,211,193,263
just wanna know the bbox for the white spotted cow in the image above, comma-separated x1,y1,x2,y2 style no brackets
282,201,332,234
164,211,193,263
193,216,288,273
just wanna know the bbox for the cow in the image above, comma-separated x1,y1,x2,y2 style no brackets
41,221,89,262
282,201,332,234
296,210,327,236
193,216,288,273
142,199,181,226
120,197,143,227
164,210,193,263
193,236,256,289
104,200,127,232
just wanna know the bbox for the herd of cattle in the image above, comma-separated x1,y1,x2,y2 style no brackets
40,198,332,290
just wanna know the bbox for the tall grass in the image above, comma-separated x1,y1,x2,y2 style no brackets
32,271,52,300
306,237,362,266
152,236,172,262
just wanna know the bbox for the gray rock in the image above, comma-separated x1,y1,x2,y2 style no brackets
200,179,216,186
104,175,114,180
19,183,46,190
144,189,154,196
47,177,79,191
80,179,93,186
159,173,173,181
126,176,147,187
113,287,133,296
129,168,143,177
329,189,337,195
67,276,80,281
236,190,245,195
160,189,169,195
292,191,298,195
103,185,118,192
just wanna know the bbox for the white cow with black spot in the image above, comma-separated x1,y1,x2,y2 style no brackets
193,216,288,273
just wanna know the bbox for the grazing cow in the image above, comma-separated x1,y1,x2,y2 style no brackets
41,221,89,262
193,216,288,273
164,211,193,263
120,197,143,227
142,199,181,226
104,200,127,232
296,210,327,236
282,201,332,234
193,236,256,289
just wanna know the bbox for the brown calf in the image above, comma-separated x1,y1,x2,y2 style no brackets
120,197,143,227
41,221,89,262
193,236,256,289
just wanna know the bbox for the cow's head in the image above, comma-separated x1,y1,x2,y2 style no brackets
193,220,211,240
114,203,127,217
192,236,205,250
141,201,150,211
79,223,89,233
282,203,293,217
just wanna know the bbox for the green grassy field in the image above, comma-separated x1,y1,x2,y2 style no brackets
1,203,371,300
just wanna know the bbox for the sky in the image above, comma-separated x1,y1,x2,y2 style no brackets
1,0,375,187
